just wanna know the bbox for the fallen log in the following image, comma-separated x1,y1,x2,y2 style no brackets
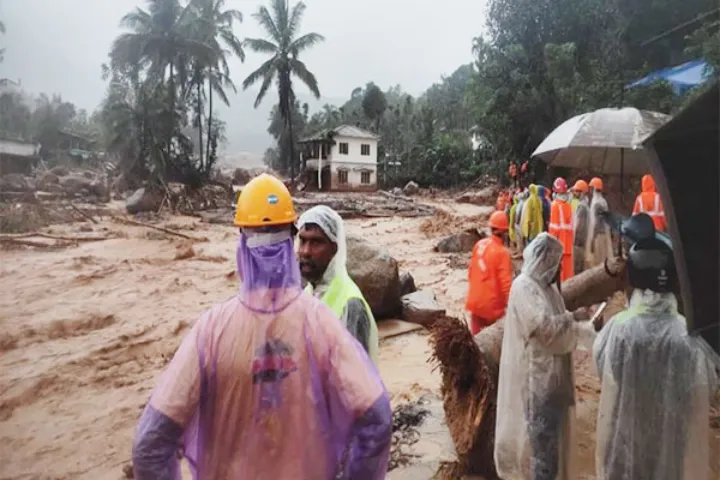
0,232,109,242
429,258,627,479
112,216,208,242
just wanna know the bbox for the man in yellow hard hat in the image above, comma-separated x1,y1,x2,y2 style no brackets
132,174,392,479
297,205,379,365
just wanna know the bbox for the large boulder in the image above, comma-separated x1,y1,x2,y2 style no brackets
399,272,417,296
403,181,420,196
0,174,33,192
346,234,402,319
402,290,446,328
232,168,252,185
434,229,484,253
126,188,163,214
37,172,60,190
59,175,94,196
456,186,498,206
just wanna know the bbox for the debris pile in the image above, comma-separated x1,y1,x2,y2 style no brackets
294,191,435,219
455,185,499,206
389,398,431,471
420,209,490,237
0,167,110,204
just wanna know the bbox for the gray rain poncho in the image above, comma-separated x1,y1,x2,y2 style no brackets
586,191,612,268
573,196,590,274
297,205,379,364
495,233,596,480
593,289,718,480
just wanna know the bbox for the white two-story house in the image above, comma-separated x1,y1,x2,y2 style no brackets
299,125,379,191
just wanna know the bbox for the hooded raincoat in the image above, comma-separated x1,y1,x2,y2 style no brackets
586,191,612,268
514,191,528,252
521,185,544,242
495,233,596,480
633,175,667,232
298,206,379,365
593,289,718,480
132,227,391,480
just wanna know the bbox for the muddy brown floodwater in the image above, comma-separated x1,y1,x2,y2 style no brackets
0,197,717,479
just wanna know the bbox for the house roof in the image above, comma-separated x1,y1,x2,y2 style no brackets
300,124,379,142
0,139,40,158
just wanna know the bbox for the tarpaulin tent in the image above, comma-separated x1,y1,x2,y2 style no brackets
642,81,719,356
627,59,715,95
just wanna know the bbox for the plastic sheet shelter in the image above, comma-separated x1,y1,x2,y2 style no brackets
627,59,714,95
641,81,720,357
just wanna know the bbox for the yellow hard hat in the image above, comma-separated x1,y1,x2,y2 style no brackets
233,173,297,227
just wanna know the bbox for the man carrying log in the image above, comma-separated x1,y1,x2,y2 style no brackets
494,233,597,480
592,221,717,480
297,205,379,364
465,211,513,335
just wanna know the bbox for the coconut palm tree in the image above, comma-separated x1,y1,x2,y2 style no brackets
187,0,244,168
243,0,324,183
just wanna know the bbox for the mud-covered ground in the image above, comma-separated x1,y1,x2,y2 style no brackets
0,196,717,479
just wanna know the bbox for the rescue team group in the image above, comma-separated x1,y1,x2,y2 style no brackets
130,173,716,479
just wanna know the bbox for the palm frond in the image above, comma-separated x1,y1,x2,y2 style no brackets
270,0,289,44
289,32,324,55
244,38,279,55
0,21,5,34
287,2,307,40
252,6,282,44
209,75,232,106
242,57,278,91
289,58,320,98
255,73,275,109
120,8,152,31
219,30,245,61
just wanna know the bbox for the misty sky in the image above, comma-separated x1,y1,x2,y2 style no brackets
0,0,488,155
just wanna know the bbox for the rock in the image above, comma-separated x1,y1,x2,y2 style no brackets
390,187,403,196
232,168,252,185
126,188,163,214
456,186,498,206
37,172,60,189
0,173,32,192
399,272,417,296
434,229,484,253
59,175,94,195
402,290,446,328
403,181,420,195
82,171,94,179
89,180,110,201
49,165,69,177
346,234,402,319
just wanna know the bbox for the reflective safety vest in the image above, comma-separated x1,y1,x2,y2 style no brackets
549,199,575,280
635,193,667,232
305,273,379,364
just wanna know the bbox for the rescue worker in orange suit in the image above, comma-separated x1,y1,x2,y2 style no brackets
633,174,667,232
549,177,575,282
465,211,513,335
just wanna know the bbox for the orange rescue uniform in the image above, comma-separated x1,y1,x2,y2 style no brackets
633,175,667,232
549,197,574,281
465,235,513,335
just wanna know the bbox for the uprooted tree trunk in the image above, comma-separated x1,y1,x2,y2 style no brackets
429,257,627,480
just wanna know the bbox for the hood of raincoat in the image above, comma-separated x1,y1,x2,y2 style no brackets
521,232,564,285
297,205,348,296
641,174,656,193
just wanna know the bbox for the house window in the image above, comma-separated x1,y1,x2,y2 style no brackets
338,142,349,154
361,144,371,156
361,171,371,184
338,170,348,184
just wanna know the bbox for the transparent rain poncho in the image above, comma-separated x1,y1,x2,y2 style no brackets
495,233,596,480
593,289,718,480
586,191,613,267
132,227,392,479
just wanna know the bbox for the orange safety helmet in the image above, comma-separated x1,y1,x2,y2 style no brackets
589,177,604,192
553,177,568,193
234,173,297,227
572,179,589,193
488,210,509,231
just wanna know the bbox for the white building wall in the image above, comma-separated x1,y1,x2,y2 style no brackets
330,136,378,189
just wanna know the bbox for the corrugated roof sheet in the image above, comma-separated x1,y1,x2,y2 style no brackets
0,139,40,157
